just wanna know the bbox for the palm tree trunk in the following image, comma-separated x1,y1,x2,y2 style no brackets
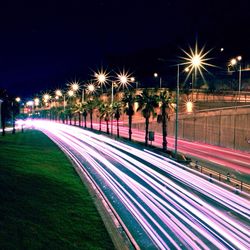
84,115,87,128
90,111,93,130
106,120,109,134
117,118,119,138
69,115,72,125
1,108,5,136
78,112,81,127
128,114,132,141
99,118,102,131
145,117,149,146
162,106,167,151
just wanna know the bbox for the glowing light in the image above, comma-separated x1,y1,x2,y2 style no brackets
116,70,132,89
28,120,250,250
94,69,109,86
231,58,237,65
55,89,62,96
71,82,79,91
186,100,193,113
15,97,21,102
191,55,201,67
34,98,40,106
26,100,34,106
131,77,135,82
43,94,50,102
68,90,74,97
120,75,128,84
87,83,95,93
180,41,214,82
237,56,242,61
154,73,158,78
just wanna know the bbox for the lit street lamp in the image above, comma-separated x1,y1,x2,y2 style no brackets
154,72,162,88
95,69,132,135
175,64,180,159
230,56,242,102
12,97,21,134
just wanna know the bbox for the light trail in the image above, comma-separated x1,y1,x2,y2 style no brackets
91,121,250,173
29,120,250,249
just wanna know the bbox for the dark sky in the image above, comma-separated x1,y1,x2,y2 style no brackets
0,0,250,98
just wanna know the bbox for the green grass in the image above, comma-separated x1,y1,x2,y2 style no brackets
0,130,114,250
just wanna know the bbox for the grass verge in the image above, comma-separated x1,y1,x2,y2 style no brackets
0,130,114,250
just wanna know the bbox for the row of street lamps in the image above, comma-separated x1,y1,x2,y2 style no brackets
22,46,245,160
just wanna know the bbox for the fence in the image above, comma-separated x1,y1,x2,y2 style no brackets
189,161,250,194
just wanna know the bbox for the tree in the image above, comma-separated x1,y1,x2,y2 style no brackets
86,99,97,130
0,89,8,136
122,89,136,141
0,89,11,136
136,89,158,146
64,107,74,125
97,100,106,131
103,103,111,134
112,101,122,138
157,90,172,151
73,102,86,127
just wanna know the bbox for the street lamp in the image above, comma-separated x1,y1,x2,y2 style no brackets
55,89,66,111
26,100,35,117
154,72,162,88
230,56,242,102
180,43,213,101
175,65,180,159
12,97,21,134
34,98,39,105
95,69,132,135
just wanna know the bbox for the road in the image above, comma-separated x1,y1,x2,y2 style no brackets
31,120,249,249
92,121,250,175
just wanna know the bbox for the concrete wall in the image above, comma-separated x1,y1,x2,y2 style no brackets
168,107,250,152
112,106,250,152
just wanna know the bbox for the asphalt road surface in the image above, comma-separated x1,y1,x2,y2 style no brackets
30,120,250,249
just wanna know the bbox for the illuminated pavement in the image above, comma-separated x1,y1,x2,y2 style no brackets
92,122,250,174
29,120,250,249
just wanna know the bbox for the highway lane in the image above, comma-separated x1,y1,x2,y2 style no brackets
91,122,250,174
31,120,250,249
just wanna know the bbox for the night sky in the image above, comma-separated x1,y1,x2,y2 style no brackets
0,0,250,98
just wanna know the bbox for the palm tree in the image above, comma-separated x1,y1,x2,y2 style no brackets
73,102,86,127
136,89,158,146
157,90,172,151
64,106,74,125
103,103,111,134
112,101,122,138
0,88,11,136
97,100,106,131
86,99,97,130
122,89,136,141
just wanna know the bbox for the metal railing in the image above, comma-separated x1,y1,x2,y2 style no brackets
189,161,250,194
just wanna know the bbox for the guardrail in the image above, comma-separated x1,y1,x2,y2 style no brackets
189,161,250,194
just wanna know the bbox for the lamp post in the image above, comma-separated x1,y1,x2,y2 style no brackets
175,64,180,159
95,70,131,135
191,54,201,101
55,89,65,111
12,97,21,134
230,56,242,103
154,72,162,88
